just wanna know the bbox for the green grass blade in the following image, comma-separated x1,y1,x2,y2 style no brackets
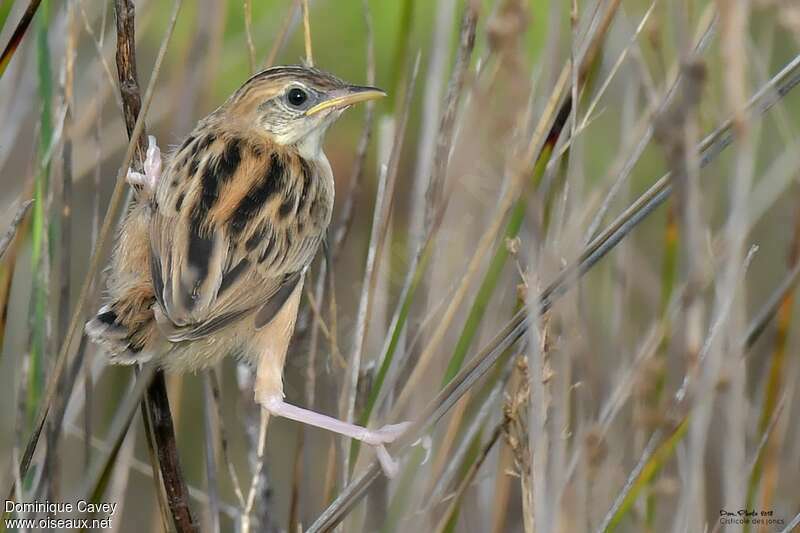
603,416,690,533
27,0,52,426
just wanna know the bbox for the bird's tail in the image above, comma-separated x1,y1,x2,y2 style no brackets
85,304,156,365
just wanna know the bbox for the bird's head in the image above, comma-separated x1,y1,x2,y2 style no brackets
227,65,385,158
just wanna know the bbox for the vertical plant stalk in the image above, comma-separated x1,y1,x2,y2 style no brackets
202,379,220,533
58,0,76,371
25,1,54,509
235,367,278,533
668,55,711,531
300,0,313,66
388,0,416,107
714,1,752,515
207,370,246,509
27,0,53,428
643,199,677,527
114,0,149,164
243,0,256,73
143,372,197,532
113,0,195,531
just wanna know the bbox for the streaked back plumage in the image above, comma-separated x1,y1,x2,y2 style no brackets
86,65,339,368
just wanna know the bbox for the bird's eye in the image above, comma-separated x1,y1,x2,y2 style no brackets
287,87,308,108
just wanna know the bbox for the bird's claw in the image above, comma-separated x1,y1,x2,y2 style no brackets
358,421,411,478
126,135,162,195
375,445,400,478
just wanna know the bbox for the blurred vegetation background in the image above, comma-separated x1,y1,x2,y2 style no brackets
0,0,799,532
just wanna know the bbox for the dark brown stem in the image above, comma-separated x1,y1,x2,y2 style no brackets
145,372,198,532
113,1,196,531
114,0,148,168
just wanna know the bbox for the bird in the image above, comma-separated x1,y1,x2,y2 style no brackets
86,65,408,473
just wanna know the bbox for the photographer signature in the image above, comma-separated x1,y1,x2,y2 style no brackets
720,509,774,517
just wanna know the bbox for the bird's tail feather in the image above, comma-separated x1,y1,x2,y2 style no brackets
85,305,154,364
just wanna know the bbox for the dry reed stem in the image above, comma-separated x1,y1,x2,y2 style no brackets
144,372,197,531
241,409,269,533
301,0,313,67
781,513,800,533
243,0,256,74
201,379,221,533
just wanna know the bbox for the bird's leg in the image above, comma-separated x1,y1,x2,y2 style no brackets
126,135,162,194
259,394,411,477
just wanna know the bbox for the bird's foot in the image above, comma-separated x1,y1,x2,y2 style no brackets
258,393,410,477
126,135,162,195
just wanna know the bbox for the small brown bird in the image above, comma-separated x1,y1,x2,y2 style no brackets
87,65,407,472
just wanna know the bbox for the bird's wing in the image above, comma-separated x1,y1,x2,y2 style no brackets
149,131,330,342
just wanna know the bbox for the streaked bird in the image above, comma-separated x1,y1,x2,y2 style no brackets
87,65,407,473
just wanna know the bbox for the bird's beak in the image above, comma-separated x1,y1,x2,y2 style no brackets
305,85,386,116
